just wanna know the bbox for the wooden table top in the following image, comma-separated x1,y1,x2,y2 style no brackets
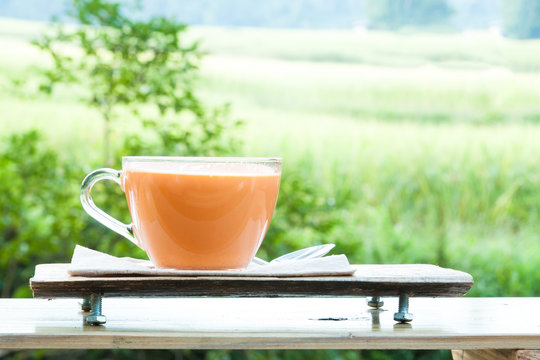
1,297,539,350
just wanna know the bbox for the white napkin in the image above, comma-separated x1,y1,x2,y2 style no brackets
67,245,355,277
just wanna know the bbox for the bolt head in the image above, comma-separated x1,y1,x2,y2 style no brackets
86,315,107,325
394,312,413,323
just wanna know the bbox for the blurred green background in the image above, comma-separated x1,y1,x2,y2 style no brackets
1,0,540,359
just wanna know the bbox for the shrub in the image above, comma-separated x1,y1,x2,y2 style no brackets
0,130,84,298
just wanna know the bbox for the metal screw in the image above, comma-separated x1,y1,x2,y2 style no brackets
367,296,384,309
394,293,413,323
81,296,92,312
86,293,106,325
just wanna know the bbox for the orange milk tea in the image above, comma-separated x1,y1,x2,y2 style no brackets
122,162,280,270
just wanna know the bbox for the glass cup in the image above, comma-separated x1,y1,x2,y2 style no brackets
80,156,281,270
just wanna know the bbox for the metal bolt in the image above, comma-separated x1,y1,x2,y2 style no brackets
81,296,92,312
368,308,381,329
393,293,413,323
86,293,106,325
367,296,384,309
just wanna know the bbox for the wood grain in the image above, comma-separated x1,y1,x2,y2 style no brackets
517,350,540,360
29,264,473,298
452,350,540,360
452,349,517,360
1,297,540,350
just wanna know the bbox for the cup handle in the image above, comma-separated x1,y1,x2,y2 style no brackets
80,168,140,248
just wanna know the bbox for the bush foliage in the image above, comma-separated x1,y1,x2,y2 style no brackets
0,131,84,298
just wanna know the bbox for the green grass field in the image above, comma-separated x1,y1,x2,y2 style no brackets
1,18,540,299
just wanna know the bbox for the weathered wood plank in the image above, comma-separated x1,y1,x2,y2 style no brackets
452,350,540,360
1,297,540,350
29,264,473,298
517,350,540,360
452,349,517,360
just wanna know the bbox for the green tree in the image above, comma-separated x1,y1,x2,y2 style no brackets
33,0,241,165
26,0,243,266
502,0,540,39
364,0,454,30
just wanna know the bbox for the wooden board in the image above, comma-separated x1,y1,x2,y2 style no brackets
1,297,540,349
29,263,473,298
452,349,540,360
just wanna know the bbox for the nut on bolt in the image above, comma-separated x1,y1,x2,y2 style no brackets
81,297,92,312
367,297,384,308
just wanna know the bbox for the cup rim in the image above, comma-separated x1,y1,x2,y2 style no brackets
122,156,281,164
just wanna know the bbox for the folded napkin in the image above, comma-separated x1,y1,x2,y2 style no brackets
68,245,355,277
